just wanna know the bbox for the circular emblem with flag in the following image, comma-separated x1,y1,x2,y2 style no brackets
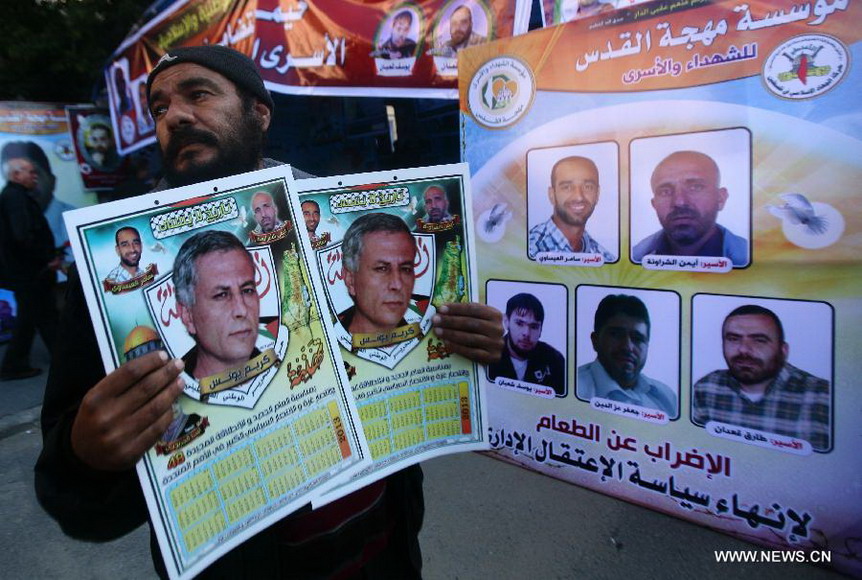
762,34,849,100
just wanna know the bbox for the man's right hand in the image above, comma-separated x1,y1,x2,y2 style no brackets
71,351,185,471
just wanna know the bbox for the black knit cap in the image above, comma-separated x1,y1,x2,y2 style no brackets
146,45,274,112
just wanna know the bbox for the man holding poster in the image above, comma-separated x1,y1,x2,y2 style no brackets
36,45,503,578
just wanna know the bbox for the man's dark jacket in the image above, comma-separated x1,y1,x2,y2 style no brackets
488,337,567,396
0,181,56,287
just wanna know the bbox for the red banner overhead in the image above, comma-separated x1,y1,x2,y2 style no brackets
253,0,528,97
107,0,530,154
106,0,258,154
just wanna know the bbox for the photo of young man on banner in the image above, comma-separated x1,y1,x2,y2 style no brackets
486,280,568,398
527,142,619,265
370,5,424,76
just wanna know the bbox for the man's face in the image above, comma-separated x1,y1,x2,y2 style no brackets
10,159,38,190
149,63,271,187
549,158,600,228
392,16,411,46
449,7,473,47
506,308,542,359
252,193,278,233
115,229,142,269
179,248,260,374
89,128,112,153
424,187,449,222
302,201,320,234
650,152,728,246
722,314,787,385
592,313,649,389
23,158,55,210
343,230,416,333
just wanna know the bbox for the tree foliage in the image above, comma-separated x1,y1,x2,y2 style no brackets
0,0,150,102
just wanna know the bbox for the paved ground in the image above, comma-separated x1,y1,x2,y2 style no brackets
0,336,51,421
0,339,844,579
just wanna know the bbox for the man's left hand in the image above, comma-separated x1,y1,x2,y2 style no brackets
432,302,503,365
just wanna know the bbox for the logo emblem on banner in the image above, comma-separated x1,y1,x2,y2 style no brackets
468,56,535,129
762,34,849,100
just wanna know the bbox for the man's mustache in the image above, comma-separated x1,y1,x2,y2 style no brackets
164,127,219,161
667,207,701,220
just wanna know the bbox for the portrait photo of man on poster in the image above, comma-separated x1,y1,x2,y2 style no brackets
77,115,121,173
247,189,292,244
101,225,158,294
313,210,437,369
576,285,680,421
691,294,833,452
487,280,568,397
140,226,287,409
630,128,751,269
527,142,619,264
341,213,418,337
174,231,264,381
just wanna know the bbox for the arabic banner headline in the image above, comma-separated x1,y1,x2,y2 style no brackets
489,423,817,544
458,0,859,100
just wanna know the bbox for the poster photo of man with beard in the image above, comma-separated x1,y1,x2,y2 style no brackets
629,129,751,268
690,294,832,452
